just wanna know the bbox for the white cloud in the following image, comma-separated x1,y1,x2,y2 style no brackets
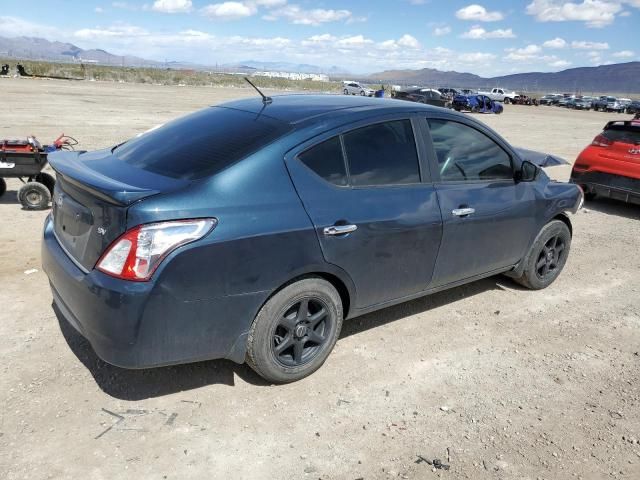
111,1,138,10
542,37,567,48
95,7,104,13
201,2,256,20
549,59,571,68
397,34,420,48
335,35,373,48
456,4,504,22
263,5,353,25
612,49,635,57
571,40,609,49
74,24,149,40
526,0,622,28
433,25,451,36
152,0,192,13
461,26,515,39
459,52,497,62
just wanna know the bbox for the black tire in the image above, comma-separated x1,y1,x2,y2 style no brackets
512,220,571,290
343,88,348,95
18,181,51,210
584,191,596,201
0,178,6,197
360,90,366,96
503,98,510,104
35,172,56,196
246,278,343,383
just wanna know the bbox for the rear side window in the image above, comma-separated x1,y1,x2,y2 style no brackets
343,120,420,186
603,126,640,145
428,119,513,182
114,107,290,180
299,137,347,186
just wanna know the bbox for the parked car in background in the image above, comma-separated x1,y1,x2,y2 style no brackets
626,100,640,115
571,120,640,205
557,96,572,107
539,94,563,105
512,94,538,106
437,87,460,99
343,81,375,97
478,88,518,104
452,94,504,114
42,95,582,383
592,96,624,112
567,97,592,110
397,88,451,108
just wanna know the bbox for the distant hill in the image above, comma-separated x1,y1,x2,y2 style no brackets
0,36,160,67
369,62,640,94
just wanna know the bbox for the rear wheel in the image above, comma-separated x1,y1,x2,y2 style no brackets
504,98,510,104
18,181,51,210
0,178,6,197
246,278,343,383
512,220,571,290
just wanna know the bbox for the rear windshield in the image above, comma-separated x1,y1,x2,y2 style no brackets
603,125,640,145
114,107,291,180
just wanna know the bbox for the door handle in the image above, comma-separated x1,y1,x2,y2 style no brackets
452,207,475,217
323,224,357,236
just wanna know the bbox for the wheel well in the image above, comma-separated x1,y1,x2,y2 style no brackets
266,273,352,319
552,213,573,237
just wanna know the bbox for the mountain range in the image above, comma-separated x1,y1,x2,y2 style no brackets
368,62,640,94
1,35,638,93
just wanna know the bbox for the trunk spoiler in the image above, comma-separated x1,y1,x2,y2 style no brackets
48,150,164,206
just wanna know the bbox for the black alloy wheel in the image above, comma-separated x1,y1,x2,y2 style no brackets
272,297,332,367
534,234,566,280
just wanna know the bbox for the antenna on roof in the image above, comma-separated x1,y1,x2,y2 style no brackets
244,77,272,104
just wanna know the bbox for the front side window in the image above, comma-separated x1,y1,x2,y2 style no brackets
342,120,420,186
298,136,347,186
428,119,513,182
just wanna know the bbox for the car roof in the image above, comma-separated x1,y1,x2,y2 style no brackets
218,94,439,126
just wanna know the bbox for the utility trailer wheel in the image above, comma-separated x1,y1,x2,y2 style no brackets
35,172,56,196
18,181,51,210
0,178,6,197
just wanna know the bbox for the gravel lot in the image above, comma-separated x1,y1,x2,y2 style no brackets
1,78,639,480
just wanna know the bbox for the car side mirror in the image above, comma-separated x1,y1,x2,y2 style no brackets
517,160,539,182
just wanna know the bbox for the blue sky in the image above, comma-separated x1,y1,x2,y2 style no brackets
0,1,637,75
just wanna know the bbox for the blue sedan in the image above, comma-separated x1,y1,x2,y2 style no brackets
42,95,582,383
453,94,504,114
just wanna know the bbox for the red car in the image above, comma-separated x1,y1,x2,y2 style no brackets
570,118,640,205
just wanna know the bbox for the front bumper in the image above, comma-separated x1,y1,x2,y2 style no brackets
570,170,640,205
42,215,267,368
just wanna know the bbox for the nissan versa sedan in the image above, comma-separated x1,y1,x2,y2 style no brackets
42,95,583,383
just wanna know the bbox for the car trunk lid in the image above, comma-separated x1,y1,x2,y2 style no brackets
48,149,189,271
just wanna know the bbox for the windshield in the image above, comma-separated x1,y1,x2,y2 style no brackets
114,107,291,180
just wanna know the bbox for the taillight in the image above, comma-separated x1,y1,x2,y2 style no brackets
96,219,217,281
592,134,612,147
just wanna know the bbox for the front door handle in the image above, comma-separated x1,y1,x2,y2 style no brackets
452,207,475,217
323,224,357,236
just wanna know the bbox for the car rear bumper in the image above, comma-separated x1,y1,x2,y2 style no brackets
570,170,640,205
42,215,267,368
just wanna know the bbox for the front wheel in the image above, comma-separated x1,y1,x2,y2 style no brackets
0,178,6,197
503,98,510,104
360,90,366,96
343,88,348,95
246,278,343,383
512,220,571,290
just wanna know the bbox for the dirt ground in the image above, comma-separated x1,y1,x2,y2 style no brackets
1,78,639,480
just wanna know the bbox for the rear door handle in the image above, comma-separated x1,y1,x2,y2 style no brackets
452,207,475,217
323,224,357,236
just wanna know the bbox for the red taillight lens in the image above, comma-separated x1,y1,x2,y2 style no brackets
592,134,612,147
96,219,217,281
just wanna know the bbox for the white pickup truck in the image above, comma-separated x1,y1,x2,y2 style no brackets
478,88,518,103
